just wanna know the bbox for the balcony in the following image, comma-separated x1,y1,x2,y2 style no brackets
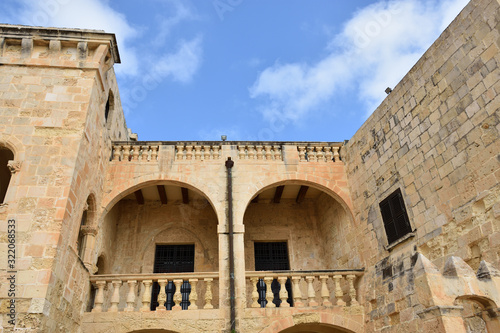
86,269,362,313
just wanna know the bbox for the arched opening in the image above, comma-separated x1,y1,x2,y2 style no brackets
94,181,219,312
0,146,14,203
243,181,361,308
278,323,355,333
456,295,500,333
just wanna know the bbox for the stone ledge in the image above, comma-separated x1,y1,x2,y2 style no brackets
384,231,416,251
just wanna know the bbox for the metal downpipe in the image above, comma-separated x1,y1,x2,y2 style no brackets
225,157,236,332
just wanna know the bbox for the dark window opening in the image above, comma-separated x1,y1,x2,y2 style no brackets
104,98,110,122
0,147,14,203
379,188,412,244
151,244,194,310
254,242,293,307
104,91,114,127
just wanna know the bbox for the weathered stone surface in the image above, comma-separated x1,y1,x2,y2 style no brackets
1,0,500,331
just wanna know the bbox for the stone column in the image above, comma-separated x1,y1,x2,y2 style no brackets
80,225,97,271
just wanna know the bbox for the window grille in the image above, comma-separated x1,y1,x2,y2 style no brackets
254,242,293,307
151,244,194,310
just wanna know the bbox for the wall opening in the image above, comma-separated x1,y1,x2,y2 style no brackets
0,147,14,203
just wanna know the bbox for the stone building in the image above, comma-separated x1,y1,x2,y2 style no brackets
0,0,499,331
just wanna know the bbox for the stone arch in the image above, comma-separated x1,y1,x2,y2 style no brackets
97,176,220,275
100,174,222,226
260,312,362,333
137,224,215,273
0,136,24,204
455,295,500,333
0,135,25,160
236,176,354,226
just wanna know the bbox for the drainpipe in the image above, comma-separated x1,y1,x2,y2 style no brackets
225,157,236,332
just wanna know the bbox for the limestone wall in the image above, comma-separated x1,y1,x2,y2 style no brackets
0,25,128,332
342,0,500,331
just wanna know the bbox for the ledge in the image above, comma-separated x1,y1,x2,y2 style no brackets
384,231,416,251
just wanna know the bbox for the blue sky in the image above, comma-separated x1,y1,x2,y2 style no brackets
1,0,469,142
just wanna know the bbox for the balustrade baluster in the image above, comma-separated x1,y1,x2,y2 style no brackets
189,279,198,309
320,276,332,306
291,276,304,307
333,275,345,306
305,276,318,307
202,146,211,160
333,147,340,162
277,276,290,308
125,280,137,311
256,145,263,159
238,146,246,159
141,280,152,311
185,146,193,160
141,146,149,161
298,146,306,161
347,275,358,306
306,147,315,161
92,281,106,312
176,145,184,160
112,146,121,161
212,146,220,159
273,146,281,161
204,278,214,309
150,146,158,161
157,279,167,311
315,147,324,162
131,146,140,161
264,145,272,160
263,277,275,308
247,147,255,160
324,147,333,162
250,277,260,308
172,279,183,310
109,280,122,312
122,146,131,162
194,146,202,160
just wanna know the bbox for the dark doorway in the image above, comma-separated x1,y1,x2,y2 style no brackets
254,242,293,307
151,244,194,310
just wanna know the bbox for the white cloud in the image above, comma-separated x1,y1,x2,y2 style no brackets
1,0,204,83
153,0,198,46
250,0,469,122
154,36,203,83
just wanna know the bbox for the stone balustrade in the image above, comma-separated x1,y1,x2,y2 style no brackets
112,144,159,162
237,145,282,161
246,270,363,308
110,141,345,163
89,272,218,312
297,145,341,162
175,144,221,160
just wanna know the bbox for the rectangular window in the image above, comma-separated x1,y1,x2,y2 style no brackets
254,242,293,307
379,188,412,244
